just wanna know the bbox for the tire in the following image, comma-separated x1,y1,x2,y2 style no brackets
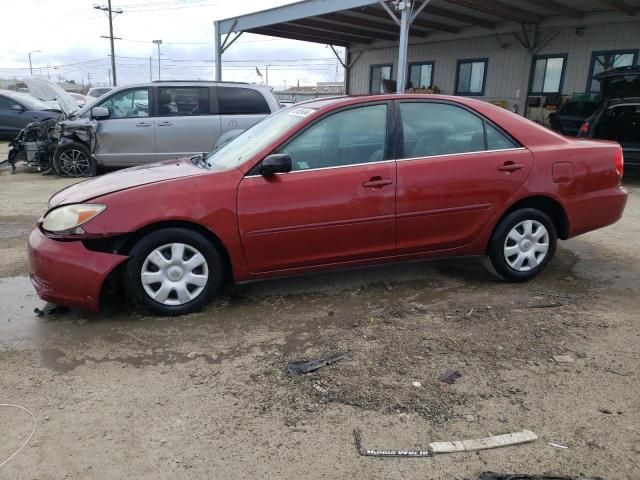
485,208,557,282
53,142,96,177
124,228,224,316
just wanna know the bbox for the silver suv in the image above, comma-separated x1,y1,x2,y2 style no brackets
59,81,279,173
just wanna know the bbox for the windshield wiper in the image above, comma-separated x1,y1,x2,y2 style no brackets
189,152,210,169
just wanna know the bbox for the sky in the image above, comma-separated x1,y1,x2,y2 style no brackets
0,0,345,90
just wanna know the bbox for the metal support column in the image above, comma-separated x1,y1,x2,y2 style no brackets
214,20,222,81
396,2,411,93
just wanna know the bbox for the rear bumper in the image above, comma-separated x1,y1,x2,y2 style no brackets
564,185,628,238
28,227,128,311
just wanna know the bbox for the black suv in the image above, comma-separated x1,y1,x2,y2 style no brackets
579,66,640,167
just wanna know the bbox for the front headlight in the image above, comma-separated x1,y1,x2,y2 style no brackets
42,204,106,234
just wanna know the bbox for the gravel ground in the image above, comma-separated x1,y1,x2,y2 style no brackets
0,157,639,480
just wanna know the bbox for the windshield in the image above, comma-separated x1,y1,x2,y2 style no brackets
6,91,51,110
205,106,316,170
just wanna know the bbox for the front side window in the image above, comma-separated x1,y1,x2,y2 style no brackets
456,59,487,96
280,104,388,171
588,50,638,93
98,88,149,118
370,64,392,94
218,87,270,115
408,62,434,89
0,95,14,109
158,87,209,116
399,102,516,158
530,55,566,94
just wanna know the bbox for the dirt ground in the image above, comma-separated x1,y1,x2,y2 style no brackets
1,145,639,479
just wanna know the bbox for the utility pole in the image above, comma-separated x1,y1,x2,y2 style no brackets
265,64,271,86
153,40,162,80
94,1,123,86
149,56,153,81
28,50,42,75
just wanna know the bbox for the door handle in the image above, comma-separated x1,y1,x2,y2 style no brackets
497,162,523,172
136,122,151,127
362,177,393,188
157,121,173,126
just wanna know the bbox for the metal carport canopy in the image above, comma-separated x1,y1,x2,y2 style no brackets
213,0,639,92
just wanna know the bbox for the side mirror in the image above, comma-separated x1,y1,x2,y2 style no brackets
11,104,25,112
91,106,110,119
260,154,292,176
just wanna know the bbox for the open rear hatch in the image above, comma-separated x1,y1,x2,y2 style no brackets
593,67,640,163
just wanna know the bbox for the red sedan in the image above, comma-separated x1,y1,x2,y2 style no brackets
28,95,627,316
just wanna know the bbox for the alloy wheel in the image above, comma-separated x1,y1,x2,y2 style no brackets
58,149,91,177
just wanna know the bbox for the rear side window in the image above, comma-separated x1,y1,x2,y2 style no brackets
218,87,270,115
0,95,13,109
400,102,484,157
158,87,210,116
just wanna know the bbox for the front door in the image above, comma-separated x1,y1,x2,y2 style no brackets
94,87,156,166
237,103,396,273
394,100,534,254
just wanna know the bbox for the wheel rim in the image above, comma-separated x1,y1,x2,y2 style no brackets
140,243,209,306
59,149,90,177
503,220,549,272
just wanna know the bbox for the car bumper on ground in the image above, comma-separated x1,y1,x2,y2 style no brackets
28,227,128,311
564,185,628,238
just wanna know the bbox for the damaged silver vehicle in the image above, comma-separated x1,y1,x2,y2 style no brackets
9,78,280,177
8,77,98,176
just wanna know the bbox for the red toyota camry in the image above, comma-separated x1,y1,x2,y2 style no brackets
28,94,627,316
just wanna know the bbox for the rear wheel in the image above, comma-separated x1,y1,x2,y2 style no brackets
54,142,96,177
485,208,557,282
124,228,224,316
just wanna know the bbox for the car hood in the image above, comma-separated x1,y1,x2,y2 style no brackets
595,67,640,100
24,77,79,116
48,159,207,208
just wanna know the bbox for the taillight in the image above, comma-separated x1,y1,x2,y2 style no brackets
579,121,590,134
615,147,624,178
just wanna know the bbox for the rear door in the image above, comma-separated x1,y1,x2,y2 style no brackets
217,86,272,135
237,102,396,273
395,100,534,254
154,86,221,160
93,87,156,166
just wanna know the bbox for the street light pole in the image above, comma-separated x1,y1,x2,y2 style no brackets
153,40,162,81
28,50,42,75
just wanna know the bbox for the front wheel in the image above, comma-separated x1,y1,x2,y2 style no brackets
485,208,557,282
124,228,224,316
53,142,96,177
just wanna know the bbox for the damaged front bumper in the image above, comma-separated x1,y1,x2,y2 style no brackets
28,226,127,311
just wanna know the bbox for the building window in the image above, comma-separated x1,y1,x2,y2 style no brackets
588,50,638,94
530,55,566,95
407,62,434,89
455,59,487,96
370,64,392,94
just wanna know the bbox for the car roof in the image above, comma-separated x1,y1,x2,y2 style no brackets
594,65,640,80
104,81,273,92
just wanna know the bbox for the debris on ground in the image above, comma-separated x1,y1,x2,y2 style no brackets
412,381,422,388
34,304,68,316
438,370,462,384
429,430,537,453
353,429,538,457
287,352,349,374
548,442,569,449
479,473,604,480
552,355,575,364
353,429,433,457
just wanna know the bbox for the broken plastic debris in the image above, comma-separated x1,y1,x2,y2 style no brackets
353,429,538,458
287,352,349,374
548,442,569,449
429,430,538,453
438,370,462,384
